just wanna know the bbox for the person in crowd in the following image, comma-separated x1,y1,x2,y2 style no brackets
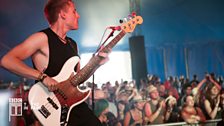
115,81,137,104
191,78,207,108
164,77,179,100
190,74,199,86
158,84,166,98
181,95,206,124
202,83,222,120
165,95,179,123
144,85,173,124
116,100,126,125
123,95,146,126
105,112,122,126
178,83,192,108
94,99,110,125
167,87,179,101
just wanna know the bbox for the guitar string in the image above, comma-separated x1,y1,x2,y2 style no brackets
36,32,85,115
42,31,125,115
55,33,92,107
45,30,125,112
42,34,70,113
41,17,135,115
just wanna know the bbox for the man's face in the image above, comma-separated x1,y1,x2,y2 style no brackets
150,89,159,100
63,2,80,30
186,87,192,95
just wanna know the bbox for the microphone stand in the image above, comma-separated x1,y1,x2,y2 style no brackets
91,29,115,111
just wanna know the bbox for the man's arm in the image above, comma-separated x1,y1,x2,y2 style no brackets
123,111,131,126
145,101,164,123
1,32,45,79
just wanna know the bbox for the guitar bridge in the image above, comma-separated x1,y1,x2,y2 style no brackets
38,105,51,118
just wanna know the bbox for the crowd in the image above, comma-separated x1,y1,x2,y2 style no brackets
87,73,224,126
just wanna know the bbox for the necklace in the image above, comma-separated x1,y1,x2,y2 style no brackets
50,27,68,44
56,34,68,44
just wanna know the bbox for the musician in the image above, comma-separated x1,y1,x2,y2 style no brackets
1,0,109,125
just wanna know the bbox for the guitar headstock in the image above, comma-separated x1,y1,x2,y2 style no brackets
120,12,143,33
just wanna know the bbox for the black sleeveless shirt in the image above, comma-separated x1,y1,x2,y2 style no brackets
34,28,79,77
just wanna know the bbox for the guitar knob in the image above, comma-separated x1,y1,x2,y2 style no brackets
119,19,123,24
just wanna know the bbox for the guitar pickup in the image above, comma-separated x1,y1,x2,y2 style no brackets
38,105,51,118
47,97,59,110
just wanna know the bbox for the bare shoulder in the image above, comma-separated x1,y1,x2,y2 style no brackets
204,99,210,105
144,102,151,111
145,102,151,108
15,32,48,53
22,32,48,48
5,32,48,60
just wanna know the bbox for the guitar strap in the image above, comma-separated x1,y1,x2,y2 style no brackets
66,38,76,52
66,37,79,72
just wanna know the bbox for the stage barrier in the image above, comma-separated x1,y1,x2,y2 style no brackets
146,119,221,126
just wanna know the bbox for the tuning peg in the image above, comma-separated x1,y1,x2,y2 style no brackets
119,19,123,24
132,12,136,16
123,18,128,22
128,14,133,20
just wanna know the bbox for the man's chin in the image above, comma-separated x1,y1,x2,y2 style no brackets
73,27,79,30
71,25,79,30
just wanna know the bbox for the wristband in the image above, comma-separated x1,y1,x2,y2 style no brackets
38,73,47,82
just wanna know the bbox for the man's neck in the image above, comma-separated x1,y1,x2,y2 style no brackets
50,24,69,44
151,98,159,104
50,22,68,39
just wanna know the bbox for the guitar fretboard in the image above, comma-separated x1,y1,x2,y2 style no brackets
69,30,126,86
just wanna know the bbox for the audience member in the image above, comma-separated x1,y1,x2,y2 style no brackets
144,85,173,124
94,99,109,125
124,95,146,126
181,95,206,124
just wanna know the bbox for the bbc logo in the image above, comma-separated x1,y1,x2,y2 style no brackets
8,98,22,122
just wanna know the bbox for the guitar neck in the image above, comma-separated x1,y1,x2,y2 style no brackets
69,30,126,86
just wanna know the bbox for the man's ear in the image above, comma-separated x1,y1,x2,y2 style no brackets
59,10,66,20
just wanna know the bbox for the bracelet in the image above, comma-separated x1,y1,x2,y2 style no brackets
38,72,47,82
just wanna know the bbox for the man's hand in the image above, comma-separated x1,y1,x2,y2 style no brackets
97,46,111,65
42,76,58,91
159,100,165,109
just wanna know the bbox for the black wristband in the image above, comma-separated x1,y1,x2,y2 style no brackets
38,73,47,82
